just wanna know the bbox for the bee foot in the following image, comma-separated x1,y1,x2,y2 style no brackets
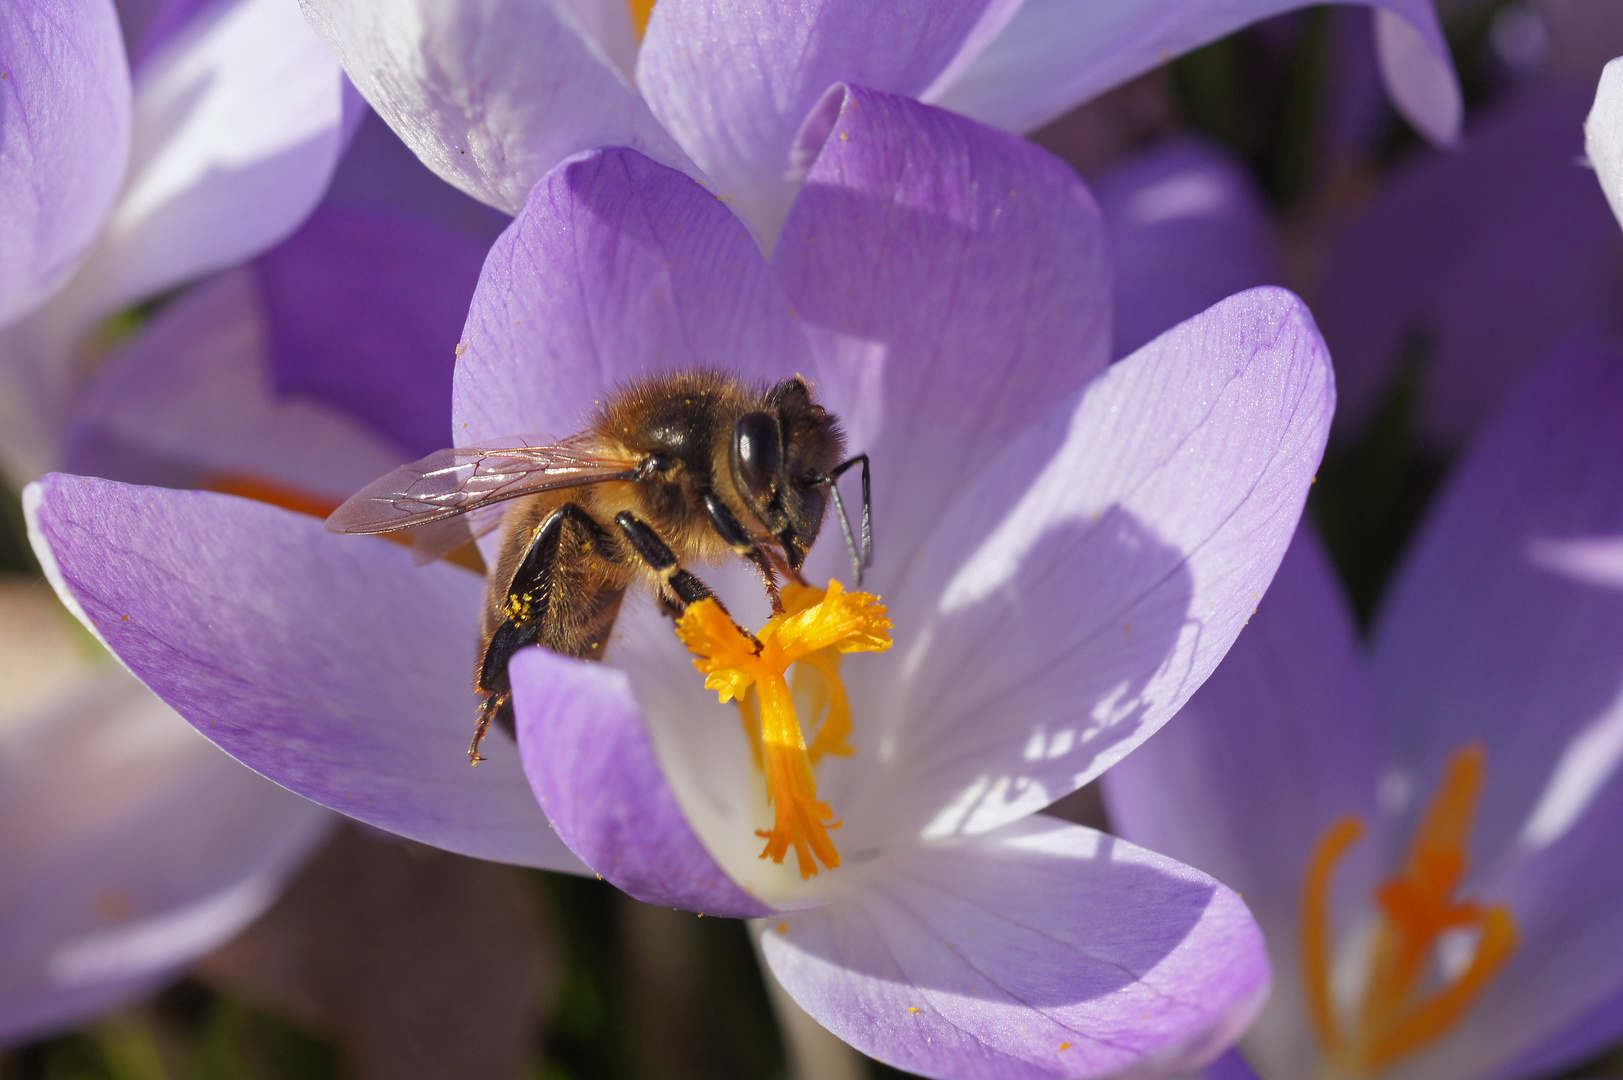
468,693,506,765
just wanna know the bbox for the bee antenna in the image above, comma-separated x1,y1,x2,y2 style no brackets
823,454,872,586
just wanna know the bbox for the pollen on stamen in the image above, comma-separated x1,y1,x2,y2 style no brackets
1299,743,1518,1076
677,581,891,879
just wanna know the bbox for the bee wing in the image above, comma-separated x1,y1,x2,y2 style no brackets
404,506,507,566
325,438,641,536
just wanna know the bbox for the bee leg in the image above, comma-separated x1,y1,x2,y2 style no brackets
613,511,763,652
701,492,783,614
469,690,508,764
471,503,612,764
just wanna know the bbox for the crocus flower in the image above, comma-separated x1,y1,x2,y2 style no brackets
0,0,353,482
29,84,1336,1077
1317,84,1621,449
0,108,501,1043
300,0,1459,248
1106,334,1623,1080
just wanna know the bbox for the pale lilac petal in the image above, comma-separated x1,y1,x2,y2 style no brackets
1367,336,1623,1080
454,147,806,445
0,0,131,326
1587,56,1623,231
930,0,1460,146
826,287,1333,850
1321,88,1619,447
24,475,585,873
509,646,776,918
0,672,332,1044
759,816,1269,1080
636,0,1020,238
1371,7,1461,147
774,85,1109,574
61,269,410,500
65,0,352,320
1104,529,1381,1080
300,0,694,215
1093,135,1280,361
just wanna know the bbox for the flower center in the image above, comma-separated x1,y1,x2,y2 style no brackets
1301,744,1518,1077
676,580,891,879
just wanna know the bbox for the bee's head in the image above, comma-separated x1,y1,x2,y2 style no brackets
730,378,844,570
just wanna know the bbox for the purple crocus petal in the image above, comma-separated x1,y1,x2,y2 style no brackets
636,0,1020,239
454,147,806,445
1204,1048,1264,1080
829,286,1334,850
510,646,777,918
259,109,505,456
318,108,511,240
0,0,131,327
1321,87,1620,447
1104,528,1381,1080
929,0,1460,146
1093,135,1280,361
1367,336,1623,1080
1493,978,1623,1080
24,475,586,873
0,671,332,1044
1373,333,1623,870
300,0,694,215
759,815,1270,1080
61,269,409,500
257,205,492,457
120,0,211,70
65,0,351,319
774,85,1109,577
1588,56,1623,231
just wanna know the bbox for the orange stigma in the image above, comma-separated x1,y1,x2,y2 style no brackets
1300,744,1518,1076
677,580,890,879
627,0,656,39
204,473,484,572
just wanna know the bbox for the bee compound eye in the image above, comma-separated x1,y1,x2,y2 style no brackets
732,411,783,507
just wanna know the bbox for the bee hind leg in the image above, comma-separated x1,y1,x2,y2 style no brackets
470,502,612,764
469,691,509,764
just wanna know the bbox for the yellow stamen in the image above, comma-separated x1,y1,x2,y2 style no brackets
627,0,657,39
1299,744,1518,1076
677,581,891,879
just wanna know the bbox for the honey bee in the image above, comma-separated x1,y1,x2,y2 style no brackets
326,372,871,762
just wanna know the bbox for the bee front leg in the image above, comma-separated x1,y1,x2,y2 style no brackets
701,492,783,614
613,511,762,652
